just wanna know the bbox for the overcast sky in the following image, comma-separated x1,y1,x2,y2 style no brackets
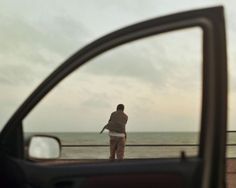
0,0,235,132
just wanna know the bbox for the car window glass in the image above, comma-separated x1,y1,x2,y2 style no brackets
24,27,202,159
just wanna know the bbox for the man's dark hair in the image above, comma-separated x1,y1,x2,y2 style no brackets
117,104,124,111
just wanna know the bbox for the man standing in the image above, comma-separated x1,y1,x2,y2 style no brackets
100,104,128,160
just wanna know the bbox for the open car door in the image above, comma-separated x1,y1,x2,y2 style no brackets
0,6,227,188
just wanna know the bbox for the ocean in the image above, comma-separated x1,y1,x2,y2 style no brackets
25,132,236,159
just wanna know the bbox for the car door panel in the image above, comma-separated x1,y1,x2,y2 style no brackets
12,157,201,188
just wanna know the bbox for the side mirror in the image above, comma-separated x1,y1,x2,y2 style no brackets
28,135,61,159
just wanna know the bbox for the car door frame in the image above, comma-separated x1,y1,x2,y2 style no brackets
0,6,227,188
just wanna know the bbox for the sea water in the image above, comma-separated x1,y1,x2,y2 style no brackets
25,132,236,159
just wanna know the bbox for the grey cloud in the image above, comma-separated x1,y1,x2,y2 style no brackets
82,46,167,88
0,64,37,85
81,97,111,109
0,13,92,85
29,16,91,56
81,36,201,91
0,13,91,64
0,76,13,85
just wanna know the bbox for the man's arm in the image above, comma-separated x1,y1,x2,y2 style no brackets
100,113,113,134
100,125,107,134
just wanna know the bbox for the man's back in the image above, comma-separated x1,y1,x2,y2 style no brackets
110,110,128,125
107,110,128,133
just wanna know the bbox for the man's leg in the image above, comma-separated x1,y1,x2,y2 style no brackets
109,136,117,160
116,137,126,160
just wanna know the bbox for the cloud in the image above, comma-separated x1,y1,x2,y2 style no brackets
0,63,37,85
80,28,201,91
81,96,111,109
0,14,90,60
0,11,92,86
83,51,165,87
